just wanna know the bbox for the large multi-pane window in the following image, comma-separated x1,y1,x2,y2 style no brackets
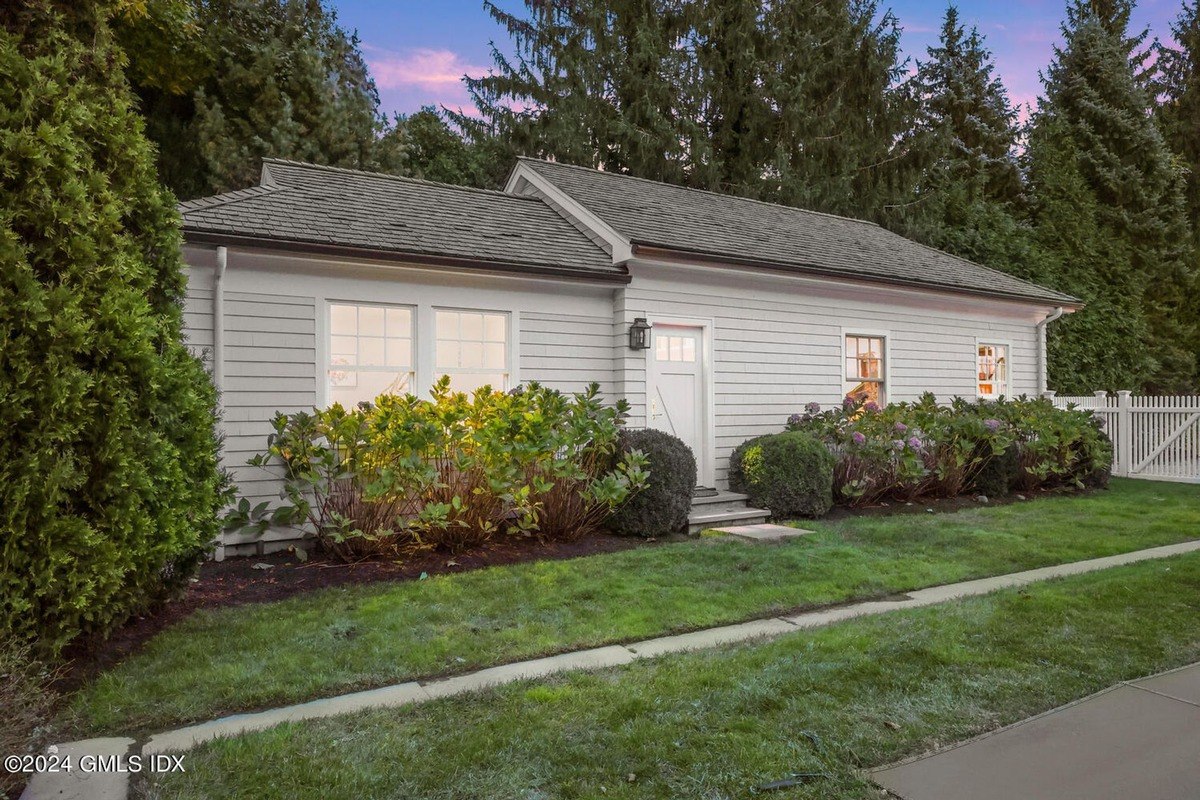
435,309,509,392
977,343,1008,397
328,302,413,407
845,334,886,405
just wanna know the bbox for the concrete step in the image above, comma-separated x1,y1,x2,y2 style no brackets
687,506,771,535
690,490,751,508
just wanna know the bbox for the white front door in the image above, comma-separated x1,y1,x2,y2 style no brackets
648,324,710,486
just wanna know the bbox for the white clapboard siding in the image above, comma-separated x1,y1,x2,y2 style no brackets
624,265,1042,487
1052,392,1200,484
520,311,615,395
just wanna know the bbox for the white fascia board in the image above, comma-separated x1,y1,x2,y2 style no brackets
505,164,633,263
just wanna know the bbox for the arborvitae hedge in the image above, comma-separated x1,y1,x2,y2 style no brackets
0,3,226,655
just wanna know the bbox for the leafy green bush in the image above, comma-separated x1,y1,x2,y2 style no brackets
607,429,696,537
231,380,648,559
732,431,834,518
786,394,1111,506
1,639,57,797
0,6,226,654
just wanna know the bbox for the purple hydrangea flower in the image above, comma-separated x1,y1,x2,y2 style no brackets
805,401,822,414
851,431,867,445
907,436,923,450
891,439,906,451
893,421,908,434
787,413,803,426
984,418,1001,432
843,396,857,410
864,401,881,413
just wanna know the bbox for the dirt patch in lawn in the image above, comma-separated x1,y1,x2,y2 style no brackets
57,531,656,694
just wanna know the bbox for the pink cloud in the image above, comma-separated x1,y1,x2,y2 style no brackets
362,45,488,116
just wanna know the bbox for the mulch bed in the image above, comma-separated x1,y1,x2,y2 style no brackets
821,485,1093,521
57,531,652,694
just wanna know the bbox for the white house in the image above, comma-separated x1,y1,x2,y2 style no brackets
180,158,1079,550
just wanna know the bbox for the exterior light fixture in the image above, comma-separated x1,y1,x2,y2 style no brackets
629,317,651,350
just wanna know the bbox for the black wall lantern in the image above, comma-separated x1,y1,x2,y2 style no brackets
629,317,652,350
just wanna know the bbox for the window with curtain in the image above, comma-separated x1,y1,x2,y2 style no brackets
328,302,414,407
845,334,886,405
435,309,508,392
977,343,1008,397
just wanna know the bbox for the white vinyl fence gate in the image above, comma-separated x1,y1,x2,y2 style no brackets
1049,391,1200,484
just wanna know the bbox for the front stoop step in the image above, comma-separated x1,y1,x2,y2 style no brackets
687,490,770,535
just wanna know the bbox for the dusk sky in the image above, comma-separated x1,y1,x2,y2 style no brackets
332,0,1182,120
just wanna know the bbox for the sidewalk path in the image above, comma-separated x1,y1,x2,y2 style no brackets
872,662,1200,800
20,537,1200,800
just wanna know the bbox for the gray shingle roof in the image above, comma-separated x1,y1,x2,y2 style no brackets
519,158,1078,305
180,159,623,281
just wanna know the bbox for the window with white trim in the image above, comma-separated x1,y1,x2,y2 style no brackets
977,343,1008,397
845,334,886,405
328,302,414,407
435,309,509,392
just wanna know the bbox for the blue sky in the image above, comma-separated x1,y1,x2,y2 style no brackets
332,0,1181,120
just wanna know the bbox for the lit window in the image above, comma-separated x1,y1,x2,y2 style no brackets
655,334,696,362
978,343,1008,397
845,335,886,405
435,310,508,392
328,303,413,407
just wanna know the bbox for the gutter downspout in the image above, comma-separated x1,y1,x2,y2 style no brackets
1036,306,1065,396
212,246,227,396
212,246,227,562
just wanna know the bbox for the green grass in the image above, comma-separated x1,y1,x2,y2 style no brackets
139,552,1200,800
74,479,1200,736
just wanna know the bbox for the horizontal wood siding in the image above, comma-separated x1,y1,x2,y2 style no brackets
623,266,1045,488
519,311,615,396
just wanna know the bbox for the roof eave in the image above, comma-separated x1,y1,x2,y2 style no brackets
630,243,1083,309
183,229,631,285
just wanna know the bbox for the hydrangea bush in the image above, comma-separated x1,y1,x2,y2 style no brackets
785,393,1110,507
228,380,649,560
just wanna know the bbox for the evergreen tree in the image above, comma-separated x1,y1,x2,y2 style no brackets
121,0,384,198
0,0,226,652
456,0,691,183
374,107,513,188
1028,0,1195,393
1157,1,1200,380
762,0,921,219
900,5,1047,280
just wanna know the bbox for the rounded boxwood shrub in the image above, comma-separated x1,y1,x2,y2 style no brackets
733,431,834,518
607,429,696,537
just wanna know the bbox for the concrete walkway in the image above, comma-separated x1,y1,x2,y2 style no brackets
872,662,1200,799
21,537,1200,800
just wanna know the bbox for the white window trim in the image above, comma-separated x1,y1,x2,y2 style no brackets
319,301,520,407
431,306,517,393
840,327,891,404
975,338,1013,399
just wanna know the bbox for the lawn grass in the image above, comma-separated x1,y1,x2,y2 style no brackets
139,551,1200,800
73,479,1200,736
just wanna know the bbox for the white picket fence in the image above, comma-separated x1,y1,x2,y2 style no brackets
1049,391,1200,484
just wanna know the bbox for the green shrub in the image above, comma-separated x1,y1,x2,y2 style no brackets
607,429,696,537
0,639,57,797
232,380,649,559
971,445,1020,497
0,6,226,655
733,431,834,518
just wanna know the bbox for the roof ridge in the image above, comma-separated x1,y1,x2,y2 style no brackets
516,156,881,228
262,158,542,202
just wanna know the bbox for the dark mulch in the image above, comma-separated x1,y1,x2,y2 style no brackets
820,485,1093,521
56,531,652,694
